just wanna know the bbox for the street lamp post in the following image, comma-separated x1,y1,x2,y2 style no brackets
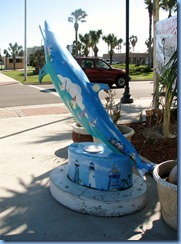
24,0,27,82
121,0,133,104
153,0,159,108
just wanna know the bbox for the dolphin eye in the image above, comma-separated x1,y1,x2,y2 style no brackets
93,84,100,92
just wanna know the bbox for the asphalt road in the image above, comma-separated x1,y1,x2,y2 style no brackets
0,83,60,107
0,81,153,108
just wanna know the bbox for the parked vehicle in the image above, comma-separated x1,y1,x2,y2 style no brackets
76,57,130,88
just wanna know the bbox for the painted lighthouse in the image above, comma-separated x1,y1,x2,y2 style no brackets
74,159,80,184
108,163,121,191
88,162,96,188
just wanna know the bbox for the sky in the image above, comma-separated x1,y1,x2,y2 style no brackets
0,0,173,57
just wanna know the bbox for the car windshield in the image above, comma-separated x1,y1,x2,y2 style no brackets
95,60,111,69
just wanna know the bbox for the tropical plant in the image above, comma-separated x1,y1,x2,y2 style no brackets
71,40,82,57
115,42,123,53
79,33,91,57
159,0,177,18
4,43,23,70
68,8,88,57
129,35,138,53
102,34,123,64
145,38,153,51
3,50,10,70
89,29,103,57
104,89,120,124
29,46,45,74
158,49,177,137
144,0,153,70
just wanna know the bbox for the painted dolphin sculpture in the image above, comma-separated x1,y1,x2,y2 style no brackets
39,21,154,177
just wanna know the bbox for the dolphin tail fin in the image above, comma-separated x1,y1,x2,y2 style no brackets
38,65,48,84
136,160,155,180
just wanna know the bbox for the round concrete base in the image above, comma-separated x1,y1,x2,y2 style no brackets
50,164,147,217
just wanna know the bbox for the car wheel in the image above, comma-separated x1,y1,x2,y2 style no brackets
116,76,126,88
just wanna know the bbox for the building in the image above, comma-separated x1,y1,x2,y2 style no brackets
27,46,41,64
103,52,149,65
3,46,42,70
4,56,24,70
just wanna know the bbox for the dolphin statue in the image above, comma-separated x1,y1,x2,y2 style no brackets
39,21,154,177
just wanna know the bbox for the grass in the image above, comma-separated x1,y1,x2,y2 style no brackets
1,64,153,85
113,64,153,81
2,67,52,84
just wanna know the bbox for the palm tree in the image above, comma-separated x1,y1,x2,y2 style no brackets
4,42,23,70
117,38,123,52
129,35,138,53
3,49,10,70
89,30,102,57
71,40,82,57
116,41,123,53
144,0,153,70
102,34,122,64
159,0,177,18
102,35,110,53
159,50,177,137
79,33,91,57
145,38,153,50
68,9,88,57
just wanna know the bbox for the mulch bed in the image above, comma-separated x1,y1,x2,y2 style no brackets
127,112,177,164
71,111,177,165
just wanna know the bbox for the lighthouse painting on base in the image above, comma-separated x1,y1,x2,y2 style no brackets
68,142,133,191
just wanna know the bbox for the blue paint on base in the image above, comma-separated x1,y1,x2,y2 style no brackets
68,142,133,191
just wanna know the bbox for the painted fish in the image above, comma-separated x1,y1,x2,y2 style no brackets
39,21,154,177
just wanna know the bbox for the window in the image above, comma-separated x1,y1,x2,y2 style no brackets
16,59,22,63
9,58,22,63
81,60,94,68
95,60,110,69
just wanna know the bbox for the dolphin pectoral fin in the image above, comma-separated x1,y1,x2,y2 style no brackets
88,83,110,96
38,65,47,84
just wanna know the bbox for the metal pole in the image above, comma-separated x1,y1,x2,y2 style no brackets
24,0,27,81
121,0,133,104
153,0,159,108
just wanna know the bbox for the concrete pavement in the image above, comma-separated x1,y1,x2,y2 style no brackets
0,72,178,241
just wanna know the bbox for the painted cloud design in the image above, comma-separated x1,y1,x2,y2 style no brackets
57,74,85,110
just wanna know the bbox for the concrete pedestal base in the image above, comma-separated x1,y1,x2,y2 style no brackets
50,164,147,217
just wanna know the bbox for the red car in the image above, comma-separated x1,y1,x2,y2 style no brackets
76,57,130,88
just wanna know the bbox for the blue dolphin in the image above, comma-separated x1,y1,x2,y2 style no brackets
39,21,154,177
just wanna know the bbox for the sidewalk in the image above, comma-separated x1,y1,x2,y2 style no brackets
0,73,178,241
0,103,69,119
0,71,19,86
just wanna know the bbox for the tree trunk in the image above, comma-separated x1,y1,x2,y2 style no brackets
109,49,113,64
13,61,16,70
13,56,16,70
163,95,171,137
94,46,98,57
74,22,79,57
